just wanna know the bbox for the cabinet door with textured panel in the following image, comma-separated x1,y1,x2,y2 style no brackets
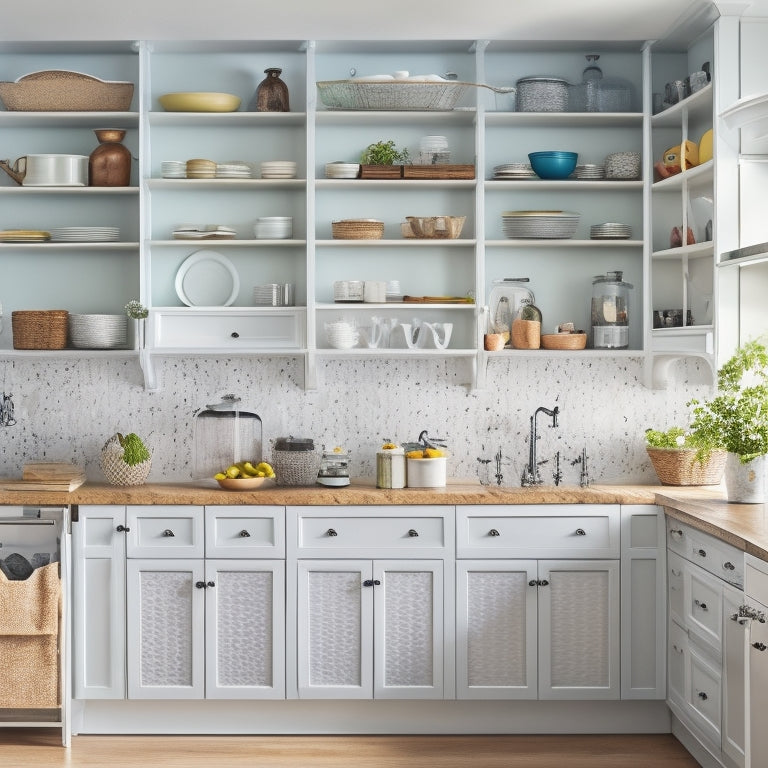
126,558,205,699
205,559,285,699
538,559,620,700
296,560,373,699
373,560,444,700
456,560,538,699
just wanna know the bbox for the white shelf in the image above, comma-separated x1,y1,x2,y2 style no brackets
485,180,643,190
149,239,306,247
484,112,643,128
652,241,714,260
0,111,140,128
0,242,139,251
146,178,305,190
315,239,476,248
315,302,476,310
720,92,768,131
650,159,714,191
149,111,305,127
314,179,476,190
485,239,643,248
651,83,713,127
0,186,138,195
315,347,476,358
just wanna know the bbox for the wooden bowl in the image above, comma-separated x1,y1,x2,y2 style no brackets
540,332,587,350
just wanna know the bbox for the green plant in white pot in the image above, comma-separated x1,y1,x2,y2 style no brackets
687,340,768,502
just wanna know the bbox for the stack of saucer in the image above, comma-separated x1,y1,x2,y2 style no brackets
492,163,536,179
50,226,120,242
573,164,605,180
590,222,632,240
325,162,360,179
260,160,297,179
161,160,186,178
186,158,217,178
215,161,252,179
254,217,293,239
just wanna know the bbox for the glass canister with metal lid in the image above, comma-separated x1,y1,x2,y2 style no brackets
487,278,535,347
317,445,351,487
591,270,633,349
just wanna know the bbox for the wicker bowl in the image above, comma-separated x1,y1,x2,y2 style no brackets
332,219,384,239
316,80,469,111
646,447,727,486
100,451,152,486
540,332,587,350
405,216,466,239
11,310,68,350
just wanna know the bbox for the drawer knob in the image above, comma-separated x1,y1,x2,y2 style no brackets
697,691,708,701
207,580,215,588
362,579,381,587
694,599,708,611
162,529,175,537
670,528,684,538
697,548,707,558
575,528,586,536
231,331,240,338
327,528,338,537
195,581,206,589
195,581,216,589
539,578,549,587
116,524,131,533
723,561,735,571
408,529,419,537
753,642,768,652
489,529,500,537
528,579,538,587
239,529,251,538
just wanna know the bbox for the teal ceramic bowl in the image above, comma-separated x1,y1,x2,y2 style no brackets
528,151,578,180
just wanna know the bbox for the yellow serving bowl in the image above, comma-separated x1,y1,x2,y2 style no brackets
159,92,241,112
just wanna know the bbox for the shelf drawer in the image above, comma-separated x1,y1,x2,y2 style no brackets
150,309,305,350
126,506,204,558
205,505,284,558
457,505,620,558
289,506,452,558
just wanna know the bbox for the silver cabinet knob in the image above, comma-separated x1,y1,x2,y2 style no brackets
489,529,500,537
162,529,175,537
575,528,586,536
327,528,338,537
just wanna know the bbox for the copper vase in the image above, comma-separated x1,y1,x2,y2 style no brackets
251,67,290,112
89,128,131,186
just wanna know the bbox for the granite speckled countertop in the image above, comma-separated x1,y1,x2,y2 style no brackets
2,478,764,561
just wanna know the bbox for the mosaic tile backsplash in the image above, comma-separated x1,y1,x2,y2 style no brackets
0,354,712,486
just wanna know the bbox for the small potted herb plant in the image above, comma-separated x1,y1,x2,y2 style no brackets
359,139,410,179
687,339,768,501
644,426,726,486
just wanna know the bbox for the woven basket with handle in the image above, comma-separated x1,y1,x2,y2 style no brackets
646,447,727,486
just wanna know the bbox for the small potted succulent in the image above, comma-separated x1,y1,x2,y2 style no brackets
644,426,726,486
359,139,410,179
687,339,768,502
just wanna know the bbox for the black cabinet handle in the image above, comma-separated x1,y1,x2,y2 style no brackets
753,642,767,652
195,581,206,589
528,579,550,587
723,561,735,571
408,529,419,537
362,579,381,587
327,528,337,537
539,579,549,587
207,581,215,588
694,599,708,611
697,548,707,558
528,579,538,587
116,524,130,533
670,528,684,538
489,529,500,537
162,529,175,537
697,691,708,701
575,528,586,536
231,331,240,338
239,529,251,538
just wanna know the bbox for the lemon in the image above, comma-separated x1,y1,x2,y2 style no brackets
242,462,258,476
225,465,241,478
214,472,226,480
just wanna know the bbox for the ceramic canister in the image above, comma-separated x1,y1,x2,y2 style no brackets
376,446,406,489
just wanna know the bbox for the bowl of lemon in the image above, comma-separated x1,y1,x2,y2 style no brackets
214,460,276,490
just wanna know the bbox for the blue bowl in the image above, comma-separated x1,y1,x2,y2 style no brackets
528,151,578,180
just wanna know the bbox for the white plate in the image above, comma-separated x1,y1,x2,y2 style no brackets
174,250,240,307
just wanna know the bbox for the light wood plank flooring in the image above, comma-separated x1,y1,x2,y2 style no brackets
0,732,700,767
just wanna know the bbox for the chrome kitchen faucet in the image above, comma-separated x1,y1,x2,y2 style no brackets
521,405,559,486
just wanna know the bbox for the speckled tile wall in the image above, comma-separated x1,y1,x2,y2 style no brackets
0,354,712,486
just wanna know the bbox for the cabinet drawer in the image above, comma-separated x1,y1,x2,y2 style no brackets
150,309,305,350
457,505,620,558
289,506,452,558
205,506,284,558
688,644,722,743
687,566,723,652
126,506,204,558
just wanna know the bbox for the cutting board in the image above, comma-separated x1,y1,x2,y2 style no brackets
22,462,85,481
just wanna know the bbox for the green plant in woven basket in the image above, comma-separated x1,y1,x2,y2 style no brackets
644,426,696,450
360,140,410,165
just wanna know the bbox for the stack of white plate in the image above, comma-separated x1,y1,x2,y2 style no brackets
590,222,632,240
172,224,236,240
254,217,293,239
573,164,605,180
325,162,360,179
161,160,186,178
68,314,128,349
502,210,580,239
260,160,297,179
215,161,252,179
492,163,536,179
50,227,120,242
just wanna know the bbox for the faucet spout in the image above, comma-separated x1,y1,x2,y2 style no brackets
521,405,560,486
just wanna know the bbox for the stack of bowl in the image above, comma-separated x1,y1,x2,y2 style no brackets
324,320,359,349
185,158,217,178
260,160,297,179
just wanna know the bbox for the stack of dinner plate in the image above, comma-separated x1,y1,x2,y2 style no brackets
573,164,605,180
260,160,297,179
590,222,632,240
215,161,252,179
50,226,120,242
254,217,293,239
492,163,536,180
68,314,128,349
161,160,186,178
501,210,580,239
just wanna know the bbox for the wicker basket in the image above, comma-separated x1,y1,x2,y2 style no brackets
540,332,587,350
405,216,466,239
11,310,68,350
271,448,322,486
332,219,385,239
511,318,541,349
316,80,469,111
646,447,727,486
100,435,152,486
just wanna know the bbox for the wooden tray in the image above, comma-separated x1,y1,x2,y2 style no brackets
359,165,403,179
403,164,475,180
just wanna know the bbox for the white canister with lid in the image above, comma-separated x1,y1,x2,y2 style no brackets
376,444,406,489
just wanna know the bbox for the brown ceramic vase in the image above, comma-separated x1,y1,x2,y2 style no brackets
252,67,290,112
89,128,131,186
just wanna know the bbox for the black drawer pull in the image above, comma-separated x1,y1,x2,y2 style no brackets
239,529,251,538
327,528,338,537
162,529,175,537
195,581,206,589
489,529,500,537
753,642,768,652
408,529,419,537
575,528,586,536
697,548,707,557
723,561,735,570
694,599,708,611
528,579,538,587
538,579,549,587
231,331,240,338
116,524,130,533
362,579,381,587
697,691,708,701
670,528,684,538
207,580,215,588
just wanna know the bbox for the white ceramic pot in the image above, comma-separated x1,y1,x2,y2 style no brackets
724,452,767,503
406,456,447,488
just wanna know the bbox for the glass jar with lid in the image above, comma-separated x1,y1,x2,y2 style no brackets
487,278,535,347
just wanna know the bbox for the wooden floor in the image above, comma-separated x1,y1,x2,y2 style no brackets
0,731,701,767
